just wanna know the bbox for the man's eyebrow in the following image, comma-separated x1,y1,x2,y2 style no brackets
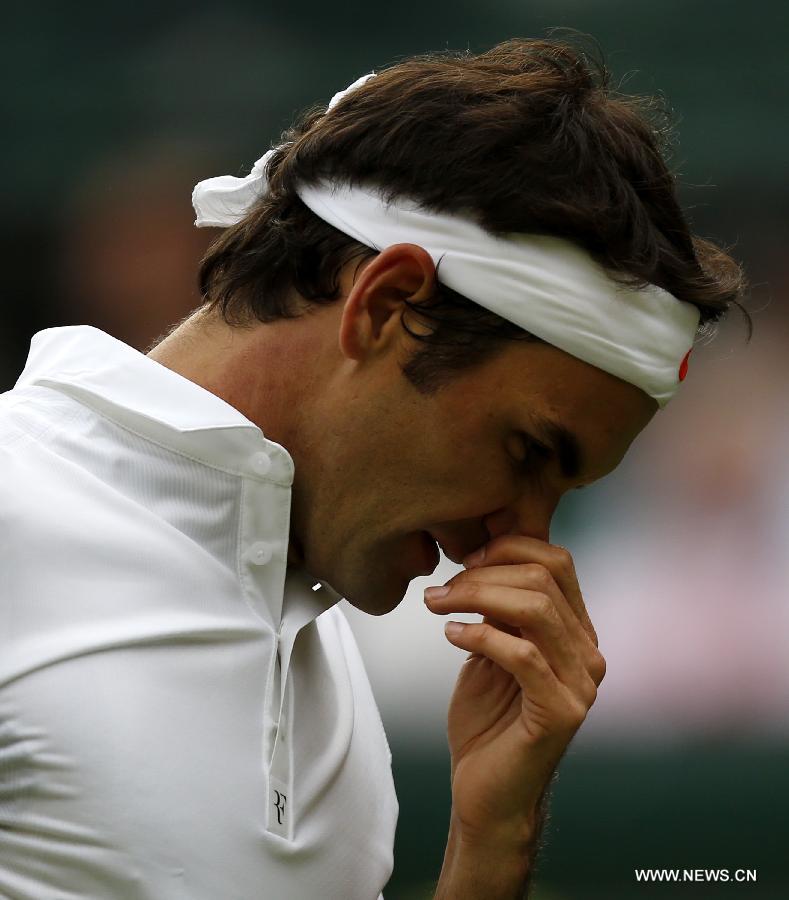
531,415,584,480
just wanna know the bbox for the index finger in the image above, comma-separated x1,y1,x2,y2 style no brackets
463,535,598,646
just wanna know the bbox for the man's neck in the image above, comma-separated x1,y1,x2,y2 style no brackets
147,305,318,571
147,306,293,445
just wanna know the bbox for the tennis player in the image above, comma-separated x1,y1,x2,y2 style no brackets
0,39,745,899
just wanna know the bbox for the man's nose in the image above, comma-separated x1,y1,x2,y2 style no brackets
482,496,556,544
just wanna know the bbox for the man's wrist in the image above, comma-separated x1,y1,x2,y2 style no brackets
434,806,547,900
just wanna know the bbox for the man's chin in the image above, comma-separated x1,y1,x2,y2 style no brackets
309,534,429,615
346,596,406,617
339,572,410,617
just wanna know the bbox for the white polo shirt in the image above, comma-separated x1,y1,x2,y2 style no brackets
0,326,398,900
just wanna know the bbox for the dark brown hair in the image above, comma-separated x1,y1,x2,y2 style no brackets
198,38,747,391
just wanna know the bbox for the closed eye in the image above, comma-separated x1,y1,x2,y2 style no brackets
511,431,553,477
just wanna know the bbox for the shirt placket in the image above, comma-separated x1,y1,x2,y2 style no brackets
263,570,337,841
238,444,341,842
237,447,294,839
265,643,295,840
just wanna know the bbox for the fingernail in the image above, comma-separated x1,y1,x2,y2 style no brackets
424,585,450,602
463,546,486,568
444,621,465,638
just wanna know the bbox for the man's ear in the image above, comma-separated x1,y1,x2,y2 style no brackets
338,243,437,362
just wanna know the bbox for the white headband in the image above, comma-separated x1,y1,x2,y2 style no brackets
192,73,699,406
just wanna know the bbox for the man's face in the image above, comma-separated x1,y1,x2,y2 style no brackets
290,336,657,615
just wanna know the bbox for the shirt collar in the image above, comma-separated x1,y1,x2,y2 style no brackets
15,325,295,485
16,325,342,617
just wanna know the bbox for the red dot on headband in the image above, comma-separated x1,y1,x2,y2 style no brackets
678,349,692,382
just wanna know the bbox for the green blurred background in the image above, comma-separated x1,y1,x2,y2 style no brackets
3,1,788,897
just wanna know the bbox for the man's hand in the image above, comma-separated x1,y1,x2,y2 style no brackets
425,536,606,899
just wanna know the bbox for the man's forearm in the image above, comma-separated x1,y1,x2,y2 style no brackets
434,832,532,900
433,802,548,900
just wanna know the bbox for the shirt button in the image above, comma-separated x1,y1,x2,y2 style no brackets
251,451,272,476
248,541,273,566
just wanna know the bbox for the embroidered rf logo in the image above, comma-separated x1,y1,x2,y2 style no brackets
273,790,287,825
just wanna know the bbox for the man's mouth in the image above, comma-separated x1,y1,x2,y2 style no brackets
420,524,489,567
415,530,441,576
